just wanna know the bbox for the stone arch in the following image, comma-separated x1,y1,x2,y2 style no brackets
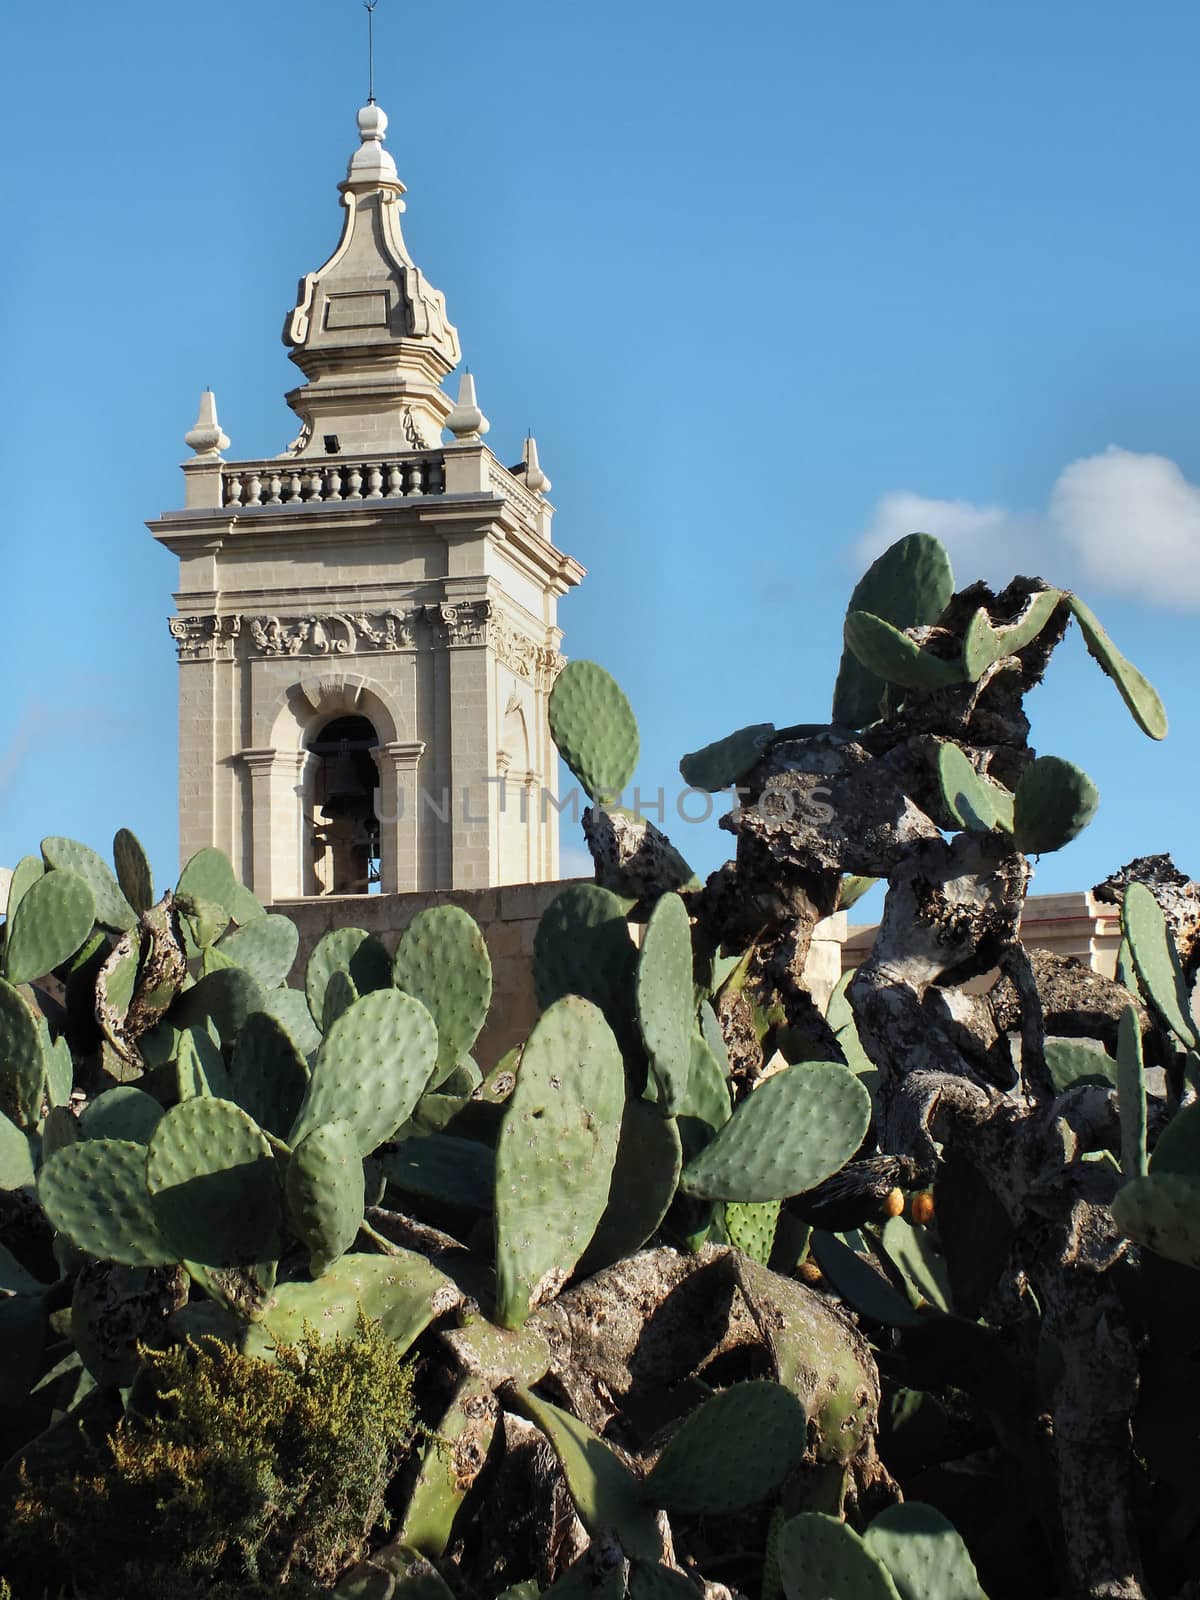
262,670,403,753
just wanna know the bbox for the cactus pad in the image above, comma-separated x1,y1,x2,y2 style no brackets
679,723,775,792
636,892,695,1115
146,1097,282,1267
1117,1004,1147,1178
725,1198,781,1264
259,983,323,1057
215,912,300,989
548,659,640,803
176,846,240,913
936,743,1014,835
42,836,137,932
286,1117,365,1276
1012,755,1099,855
78,1086,165,1144
494,996,625,1327
4,868,96,985
534,884,638,1047
230,1010,310,1140
682,1063,870,1203
863,1502,986,1600
642,1380,808,1514
173,966,267,1050
305,926,393,1029
246,1249,461,1358
393,905,493,1085
844,611,965,692
1111,1172,1200,1269
778,1513,901,1600
1122,882,1198,1049
0,977,47,1129
39,1139,175,1266
380,1134,496,1213
112,827,154,914
5,855,44,922
0,1110,36,1190
289,987,439,1155
1067,593,1168,740
580,1099,683,1273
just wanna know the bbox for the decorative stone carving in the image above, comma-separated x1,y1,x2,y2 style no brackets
168,614,241,662
489,611,564,686
245,611,416,657
423,599,493,646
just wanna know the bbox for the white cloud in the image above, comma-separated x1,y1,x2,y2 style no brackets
856,446,1200,610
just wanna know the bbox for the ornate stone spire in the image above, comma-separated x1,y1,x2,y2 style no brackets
281,103,461,457
522,434,551,496
184,390,230,459
445,371,490,444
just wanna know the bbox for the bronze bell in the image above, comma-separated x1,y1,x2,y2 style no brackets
321,739,369,819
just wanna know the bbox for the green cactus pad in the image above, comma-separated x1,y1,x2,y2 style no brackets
230,1010,310,1140
393,905,493,1086
290,987,439,1156
41,1103,78,1159
679,723,775,792
259,983,323,1058
146,1097,282,1267
961,587,1062,681
215,913,300,989
1122,882,1198,1049
510,1388,662,1562
176,1023,235,1101
322,967,360,1031
1067,593,1168,740
725,1198,781,1264
41,836,136,933
400,1375,498,1559
809,1230,926,1328
380,1135,496,1213
961,607,1002,682
779,1512,902,1600
1011,755,1099,855
4,868,96,985
642,1380,808,1514
833,533,956,727
177,892,231,950
636,892,695,1115
534,884,638,1048
681,1063,870,1203
1151,1103,1200,1177
0,977,47,1129
494,996,625,1328
6,855,44,922
286,1117,365,1276
176,846,240,913
305,926,393,1029
39,1139,175,1266
1117,1004,1148,1178
0,1109,36,1190
245,1248,461,1359
879,1216,952,1313
112,827,154,915
580,1099,683,1273
698,999,732,1077
173,966,267,1050
863,1502,986,1600
441,1316,553,1389
1043,1036,1117,1092
936,743,1014,835
78,1086,165,1144
1112,1173,1200,1269
46,1033,73,1107
548,659,640,803
844,611,965,692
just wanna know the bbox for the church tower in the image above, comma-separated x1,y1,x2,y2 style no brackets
149,104,584,900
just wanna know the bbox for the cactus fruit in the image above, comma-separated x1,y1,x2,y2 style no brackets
305,926,394,1030
1121,882,1198,1050
0,978,47,1130
215,912,300,989
636,893,695,1115
936,743,1014,835
579,1099,683,1273
510,1388,663,1563
681,1063,870,1203
843,611,965,693
494,997,625,1328
1066,593,1168,740
112,827,154,915
41,836,137,933
1117,1004,1148,1179
146,1097,282,1268
1111,1173,1200,1270
39,1140,176,1266
642,1381,808,1515
863,1502,987,1600
77,1086,165,1144
286,1117,365,1276
679,724,775,792
289,988,439,1156
778,1513,901,1600
393,905,493,1087
548,659,640,803
4,868,96,985
1011,755,1099,856
832,532,956,727
229,1010,310,1140
380,1135,496,1213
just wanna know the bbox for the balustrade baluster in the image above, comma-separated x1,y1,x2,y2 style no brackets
245,472,263,506
226,475,243,506
407,460,425,496
346,464,363,499
386,464,402,497
266,472,282,505
325,468,343,501
365,464,383,498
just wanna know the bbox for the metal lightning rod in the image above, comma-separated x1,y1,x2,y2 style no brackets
365,0,379,105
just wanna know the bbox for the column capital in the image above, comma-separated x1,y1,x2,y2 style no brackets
373,739,426,769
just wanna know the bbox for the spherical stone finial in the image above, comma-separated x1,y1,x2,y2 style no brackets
346,99,400,187
357,102,388,142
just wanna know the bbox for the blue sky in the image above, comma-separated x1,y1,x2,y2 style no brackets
2,0,1198,908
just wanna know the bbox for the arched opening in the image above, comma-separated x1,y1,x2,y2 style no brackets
306,714,381,894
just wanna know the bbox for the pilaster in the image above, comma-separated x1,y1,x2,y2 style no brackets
372,740,426,892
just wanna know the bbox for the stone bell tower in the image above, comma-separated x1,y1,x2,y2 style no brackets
149,104,584,900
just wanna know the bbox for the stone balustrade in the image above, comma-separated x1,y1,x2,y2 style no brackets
220,451,447,508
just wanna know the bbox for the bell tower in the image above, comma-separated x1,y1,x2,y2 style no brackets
149,105,584,900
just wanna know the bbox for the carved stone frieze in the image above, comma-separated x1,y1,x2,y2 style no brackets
245,611,416,657
168,614,240,662
489,610,564,687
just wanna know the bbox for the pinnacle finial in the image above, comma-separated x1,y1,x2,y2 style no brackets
523,433,550,495
445,370,490,443
346,100,400,188
184,389,230,459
